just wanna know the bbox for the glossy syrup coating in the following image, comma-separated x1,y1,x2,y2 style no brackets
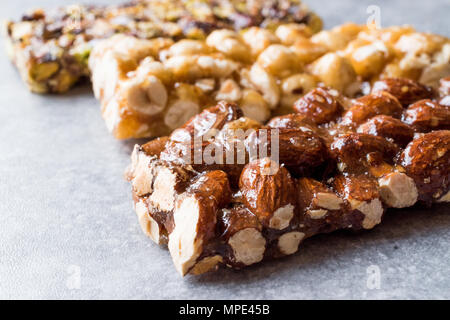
141,136,169,156
399,130,450,202
127,76,450,276
403,99,450,132
330,133,399,174
357,115,414,147
266,113,318,130
218,205,262,239
178,101,243,140
293,87,343,124
340,92,403,128
245,127,328,175
91,24,448,139
6,0,321,94
239,158,297,229
372,78,435,107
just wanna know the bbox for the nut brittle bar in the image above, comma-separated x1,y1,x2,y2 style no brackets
126,77,450,276
90,23,450,139
4,0,321,93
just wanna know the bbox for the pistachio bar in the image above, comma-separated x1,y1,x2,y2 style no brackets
4,0,321,93
90,23,449,139
126,76,450,276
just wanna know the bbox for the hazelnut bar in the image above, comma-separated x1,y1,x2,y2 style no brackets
90,23,449,139
4,0,321,93
126,77,450,276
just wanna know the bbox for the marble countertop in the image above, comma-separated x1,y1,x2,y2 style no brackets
0,0,449,299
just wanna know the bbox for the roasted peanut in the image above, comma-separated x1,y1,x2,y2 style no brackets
238,89,271,123
206,29,249,62
309,53,357,94
257,44,302,77
248,63,280,109
280,73,317,109
275,23,312,45
348,41,389,78
289,38,328,64
242,27,279,57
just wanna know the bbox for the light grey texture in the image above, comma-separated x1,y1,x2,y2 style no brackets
0,0,449,300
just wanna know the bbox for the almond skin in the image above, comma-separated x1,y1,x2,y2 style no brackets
357,115,414,147
245,128,328,176
332,174,383,230
141,136,169,157
168,170,231,276
293,87,343,125
296,177,346,234
330,133,399,174
340,91,403,128
372,78,435,107
220,205,267,266
399,130,450,203
266,114,332,145
239,158,296,228
266,113,318,130
171,101,243,142
187,170,232,211
218,205,262,240
402,99,450,132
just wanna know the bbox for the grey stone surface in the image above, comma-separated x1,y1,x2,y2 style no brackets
0,0,449,300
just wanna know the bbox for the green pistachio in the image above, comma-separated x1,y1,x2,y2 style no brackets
30,61,59,81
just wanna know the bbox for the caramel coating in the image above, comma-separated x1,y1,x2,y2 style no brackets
333,174,380,203
340,92,403,128
332,174,383,230
218,205,262,240
239,158,296,228
402,99,450,132
357,115,414,147
372,78,435,107
296,178,351,234
399,130,450,203
293,87,343,124
245,128,328,176
266,113,317,130
141,136,169,156
128,76,450,276
188,170,232,209
330,133,399,174
178,101,243,140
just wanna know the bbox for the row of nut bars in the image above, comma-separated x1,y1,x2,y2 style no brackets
90,23,450,139
126,76,450,276
3,0,321,93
